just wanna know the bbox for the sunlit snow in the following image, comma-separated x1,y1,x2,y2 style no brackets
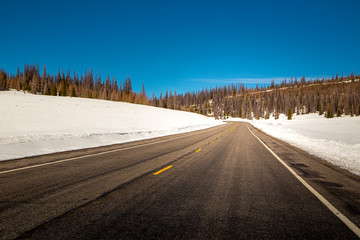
1,90,359,176
229,114,360,176
0,90,223,161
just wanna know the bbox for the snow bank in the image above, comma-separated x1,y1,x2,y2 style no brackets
229,114,360,176
2,90,358,176
0,90,223,161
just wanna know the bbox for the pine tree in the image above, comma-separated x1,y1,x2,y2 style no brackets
288,107,293,120
317,99,323,115
337,107,342,117
31,73,38,94
59,82,67,96
71,86,77,97
44,80,50,95
0,70,6,91
326,103,333,118
50,84,57,96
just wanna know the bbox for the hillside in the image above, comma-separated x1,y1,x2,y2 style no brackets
1,65,359,120
0,90,222,161
1,88,359,176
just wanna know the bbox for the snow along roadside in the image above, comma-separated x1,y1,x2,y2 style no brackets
0,90,223,161
228,114,360,176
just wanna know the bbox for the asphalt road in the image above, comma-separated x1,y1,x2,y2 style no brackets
1,122,359,239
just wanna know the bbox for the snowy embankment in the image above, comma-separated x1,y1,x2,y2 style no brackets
229,114,360,176
0,90,223,161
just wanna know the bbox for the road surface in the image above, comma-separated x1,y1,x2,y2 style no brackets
0,122,359,239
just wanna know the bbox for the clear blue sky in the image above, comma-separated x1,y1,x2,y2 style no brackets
1,0,359,95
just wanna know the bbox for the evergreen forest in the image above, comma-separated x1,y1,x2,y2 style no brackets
0,64,359,120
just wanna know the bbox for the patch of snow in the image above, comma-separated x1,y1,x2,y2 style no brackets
228,114,360,176
0,90,223,161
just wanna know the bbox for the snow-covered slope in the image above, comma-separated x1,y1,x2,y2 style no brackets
0,90,223,161
2,90,359,176
229,114,360,176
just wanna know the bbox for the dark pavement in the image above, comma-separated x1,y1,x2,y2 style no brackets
1,122,359,239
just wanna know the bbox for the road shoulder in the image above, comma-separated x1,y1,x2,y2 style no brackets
247,123,360,228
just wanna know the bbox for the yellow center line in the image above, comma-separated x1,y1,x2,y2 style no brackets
196,148,202,152
153,165,173,175
211,141,214,143
216,123,238,139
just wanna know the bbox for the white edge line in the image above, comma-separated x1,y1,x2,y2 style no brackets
245,123,360,238
0,124,225,175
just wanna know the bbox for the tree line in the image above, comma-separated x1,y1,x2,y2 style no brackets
0,64,147,104
148,73,360,120
1,64,359,119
